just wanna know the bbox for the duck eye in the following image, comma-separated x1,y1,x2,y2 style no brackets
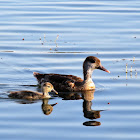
89,59,95,63
91,60,95,63
47,86,50,88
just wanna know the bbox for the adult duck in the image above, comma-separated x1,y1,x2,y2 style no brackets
33,56,110,92
9,82,58,99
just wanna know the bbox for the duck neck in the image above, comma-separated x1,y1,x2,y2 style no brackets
83,67,94,83
42,88,51,98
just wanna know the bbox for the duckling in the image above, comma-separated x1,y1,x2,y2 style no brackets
8,82,58,99
33,56,110,92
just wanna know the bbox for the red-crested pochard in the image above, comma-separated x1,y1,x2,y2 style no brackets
33,56,110,92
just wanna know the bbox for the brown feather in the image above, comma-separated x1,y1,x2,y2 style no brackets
33,56,109,91
9,90,43,99
34,72,83,92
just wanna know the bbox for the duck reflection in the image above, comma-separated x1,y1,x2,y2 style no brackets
82,90,101,119
58,90,103,126
82,90,102,126
83,121,101,126
58,92,82,100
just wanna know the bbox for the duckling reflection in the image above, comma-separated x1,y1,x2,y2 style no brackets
8,98,58,116
14,99,38,104
42,99,57,115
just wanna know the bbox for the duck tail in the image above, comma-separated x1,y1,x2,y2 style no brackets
33,72,44,85
33,72,40,77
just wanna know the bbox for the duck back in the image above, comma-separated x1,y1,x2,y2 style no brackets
34,72,83,92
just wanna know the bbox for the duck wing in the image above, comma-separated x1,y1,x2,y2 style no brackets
33,72,83,91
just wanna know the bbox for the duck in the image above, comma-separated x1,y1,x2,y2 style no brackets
8,82,58,99
33,56,110,92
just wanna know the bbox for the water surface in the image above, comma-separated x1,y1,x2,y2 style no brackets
0,0,140,140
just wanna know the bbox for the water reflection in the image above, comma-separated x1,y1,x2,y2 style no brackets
5,87,103,125
83,121,101,126
59,90,104,126
10,98,58,116
82,90,103,126
42,99,57,115
82,90,101,120
58,92,82,100
14,100,37,104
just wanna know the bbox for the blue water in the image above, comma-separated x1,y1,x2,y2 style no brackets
0,0,140,139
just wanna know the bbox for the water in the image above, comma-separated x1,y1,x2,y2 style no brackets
0,0,140,139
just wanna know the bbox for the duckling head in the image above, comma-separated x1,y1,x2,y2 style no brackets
41,82,58,98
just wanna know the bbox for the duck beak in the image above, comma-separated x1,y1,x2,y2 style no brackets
97,65,110,73
51,89,58,94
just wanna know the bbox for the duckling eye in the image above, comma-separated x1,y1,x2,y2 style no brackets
47,86,51,88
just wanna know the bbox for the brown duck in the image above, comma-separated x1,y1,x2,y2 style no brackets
9,82,58,99
33,56,110,92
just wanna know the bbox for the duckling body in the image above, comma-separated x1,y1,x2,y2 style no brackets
9,90,45,100
9,82,58,99
33,56,110,92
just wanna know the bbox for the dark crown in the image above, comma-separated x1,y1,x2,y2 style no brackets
85,56,100,64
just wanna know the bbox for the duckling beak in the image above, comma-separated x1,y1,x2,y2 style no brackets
97,65,110,73
51,89,58,94
51,103,58,107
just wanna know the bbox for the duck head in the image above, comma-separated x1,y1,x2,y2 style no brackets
83,56,110,80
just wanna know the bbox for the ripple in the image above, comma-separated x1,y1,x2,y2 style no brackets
0,0,140,139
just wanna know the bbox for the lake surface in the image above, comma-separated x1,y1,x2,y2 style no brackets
0,0,140,139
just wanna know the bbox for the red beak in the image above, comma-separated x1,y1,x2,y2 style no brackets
97,65,110,73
